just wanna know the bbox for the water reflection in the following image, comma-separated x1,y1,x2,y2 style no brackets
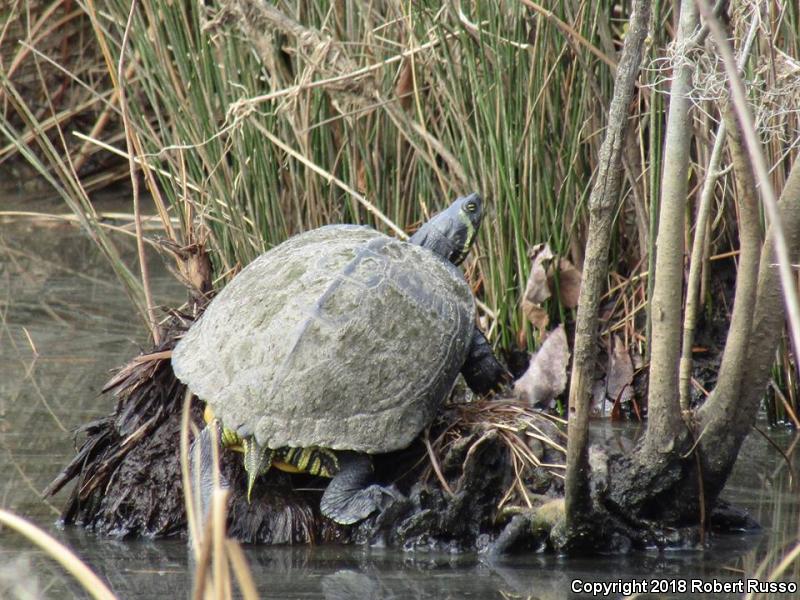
1,214,799,599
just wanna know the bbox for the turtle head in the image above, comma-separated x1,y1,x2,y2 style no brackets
409,192,483,265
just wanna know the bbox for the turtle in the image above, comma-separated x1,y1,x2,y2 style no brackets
172,193,508,526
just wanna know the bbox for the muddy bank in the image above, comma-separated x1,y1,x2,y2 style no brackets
46,313,566,551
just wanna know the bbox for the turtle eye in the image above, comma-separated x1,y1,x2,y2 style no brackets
465,201,477,213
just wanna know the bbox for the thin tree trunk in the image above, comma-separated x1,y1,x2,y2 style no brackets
678,123,726,409
700,101,762,412
564,0,651,549
678,14,760,410
645,0,698,451
698,157,800,487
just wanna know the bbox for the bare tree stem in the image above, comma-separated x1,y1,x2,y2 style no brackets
679,123,726,409
695,0,800,364
679,13,760,410
564,0,651,545
646,0,699,449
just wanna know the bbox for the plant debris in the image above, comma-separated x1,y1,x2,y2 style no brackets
45,310,566,551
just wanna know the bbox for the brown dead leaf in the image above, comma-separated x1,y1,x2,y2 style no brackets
395,59,414,110
514,325,570,407
521,243,555,329
516,328,527,349
521,302,550,330
186,249,212,296
549,257,582,309
524,243,554,304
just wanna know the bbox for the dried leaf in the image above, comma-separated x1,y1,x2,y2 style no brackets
521,243,554,329
550,257,582,309
186,250,212,296
524,243,554,304
521,301,549,330
514,325,570,407
516,328,527,349
395,59,414,110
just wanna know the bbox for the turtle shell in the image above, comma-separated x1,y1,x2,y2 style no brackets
172,225,475,453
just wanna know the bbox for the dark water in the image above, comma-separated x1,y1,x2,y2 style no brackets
1,207,799,599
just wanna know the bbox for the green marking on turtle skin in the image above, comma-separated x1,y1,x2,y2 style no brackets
456,208,476,264
220,426,240,449
215,421,341,501
242,437,273,503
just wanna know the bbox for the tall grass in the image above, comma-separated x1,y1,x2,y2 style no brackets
59,0,630,349
2,1,799,395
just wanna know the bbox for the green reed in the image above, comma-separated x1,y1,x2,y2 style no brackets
79,0,629,350
3,1,799,408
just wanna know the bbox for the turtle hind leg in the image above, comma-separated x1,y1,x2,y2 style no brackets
320,452,400,525
462,328,511,395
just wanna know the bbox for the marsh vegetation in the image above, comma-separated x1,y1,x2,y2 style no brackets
2,0,800,597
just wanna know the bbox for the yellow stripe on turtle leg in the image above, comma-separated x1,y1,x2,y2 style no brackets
296,448,313,471
203,404,243,451
273,448,302,473
316,448,340,478
242,437,273,503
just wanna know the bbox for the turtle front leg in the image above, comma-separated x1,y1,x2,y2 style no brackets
241,437,274,502
320,452,401,525
461,328,510,395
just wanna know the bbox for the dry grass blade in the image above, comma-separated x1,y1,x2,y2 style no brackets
430,398,566,509
178,345,259,599
519,0,617,70
181,388,200,559
423,431,454,496
248,120,406,238
225,540,260,600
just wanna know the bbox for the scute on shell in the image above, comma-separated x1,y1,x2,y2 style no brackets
172,225,475,453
